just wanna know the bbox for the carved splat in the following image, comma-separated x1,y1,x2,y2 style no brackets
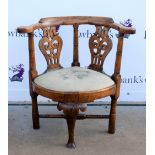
39,26,63,69
88,26,112,72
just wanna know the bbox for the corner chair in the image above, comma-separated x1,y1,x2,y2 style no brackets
17,16,136,148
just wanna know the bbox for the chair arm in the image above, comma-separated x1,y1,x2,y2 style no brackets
17,21,63,33
111,23,136,34
17,25,34,33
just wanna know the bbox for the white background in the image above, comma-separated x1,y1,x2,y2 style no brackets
2,0,155,155
8,0,146,101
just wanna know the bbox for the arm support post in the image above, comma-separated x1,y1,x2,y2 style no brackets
114,33,124,75
112,33,124,99
28,32,38,96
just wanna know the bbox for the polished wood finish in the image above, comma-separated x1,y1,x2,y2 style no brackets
33,83,116,103
17,16,135,34
39,114,109,119
39,26,63,70
108,96,117,133
28,33,40,129
39,16,114,25
88,26,112,72
17,16,136,148
57,102,87,148
71,24,80,66
31,93,40,129
28,33,38,81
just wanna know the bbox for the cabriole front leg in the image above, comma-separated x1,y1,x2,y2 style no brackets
57,102,87,148
65,110,78,148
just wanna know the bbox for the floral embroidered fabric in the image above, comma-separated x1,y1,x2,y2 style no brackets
34,67,114,92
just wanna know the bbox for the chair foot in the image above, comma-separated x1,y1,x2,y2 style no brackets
32,93,40,129
33,125,40,129
33,119,40,129
66,116,77,149
66,142,76,149
108,114,116,134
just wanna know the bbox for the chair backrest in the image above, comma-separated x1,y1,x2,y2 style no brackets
17,16,136,79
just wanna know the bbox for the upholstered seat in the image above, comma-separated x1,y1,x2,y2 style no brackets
34,67,114,92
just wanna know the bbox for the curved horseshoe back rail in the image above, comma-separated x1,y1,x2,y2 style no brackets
17,16,135,34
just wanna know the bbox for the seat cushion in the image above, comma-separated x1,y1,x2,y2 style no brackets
34,67,114,92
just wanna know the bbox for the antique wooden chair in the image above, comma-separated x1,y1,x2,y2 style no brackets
17,16,135,148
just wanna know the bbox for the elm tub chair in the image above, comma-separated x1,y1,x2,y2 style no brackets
17,16,136,148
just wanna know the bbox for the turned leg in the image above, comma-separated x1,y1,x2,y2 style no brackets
57,102,87,148
31,93,40,129
108,96,117,134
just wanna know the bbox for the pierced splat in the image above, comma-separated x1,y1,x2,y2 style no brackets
88,26,112,72
39,26,63,70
